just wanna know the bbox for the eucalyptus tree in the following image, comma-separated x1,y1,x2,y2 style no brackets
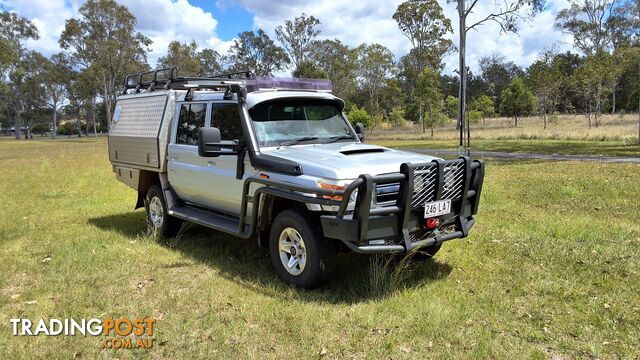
275,13,321,71
158,41,203,76
527,50,563,129
59,0,151,128
0,12,39,139
500,77,536,127
42,53,73,138
355,43,396,120
308,39,358,105
393,0,452,72
393,0,452,119
415,67,445,136
226,30,289,77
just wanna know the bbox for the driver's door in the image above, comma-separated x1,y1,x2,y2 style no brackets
186,102,247,215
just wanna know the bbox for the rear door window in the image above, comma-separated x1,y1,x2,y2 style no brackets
176,103,206,145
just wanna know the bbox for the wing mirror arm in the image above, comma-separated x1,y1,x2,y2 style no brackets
355,122,365,142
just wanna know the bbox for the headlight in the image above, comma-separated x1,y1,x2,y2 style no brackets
316,180,347,201
317,180,359,212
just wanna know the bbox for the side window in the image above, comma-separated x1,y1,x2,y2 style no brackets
176,103,206,145
210,103,243,140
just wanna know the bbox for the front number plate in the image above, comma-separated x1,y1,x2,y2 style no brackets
424,199,451,218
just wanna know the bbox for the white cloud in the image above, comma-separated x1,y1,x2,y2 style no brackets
117,0,233,66
441,0,575,73
237,0,575,74
0,0,82,55
236,0,412,63
1,0,233,67
2,0,576,74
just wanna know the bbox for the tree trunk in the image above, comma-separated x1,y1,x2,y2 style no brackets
103,79,113,129
52,105,57,139
14,110,21,140
611,82,616,115
595,84,601,128
543,113,547,130
514,116,518,128
457,0,467,151
76,113,82,138
419,104,425,134
91,97,98,137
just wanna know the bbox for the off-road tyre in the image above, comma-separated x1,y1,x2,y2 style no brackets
269,209,337,288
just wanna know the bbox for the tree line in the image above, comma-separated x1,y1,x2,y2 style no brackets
1,0,639,140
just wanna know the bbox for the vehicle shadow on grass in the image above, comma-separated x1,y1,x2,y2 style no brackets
88,212,453,304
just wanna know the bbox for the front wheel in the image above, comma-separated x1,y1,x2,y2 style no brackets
269,209,336,289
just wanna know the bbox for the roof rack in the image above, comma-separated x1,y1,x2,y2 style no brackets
122,67,334,99
122,67,254,93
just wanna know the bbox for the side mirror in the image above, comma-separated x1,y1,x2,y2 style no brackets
198,127,239,157
355,122,365,142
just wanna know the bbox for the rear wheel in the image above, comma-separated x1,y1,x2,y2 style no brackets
145,185,182,238
269,209,336,288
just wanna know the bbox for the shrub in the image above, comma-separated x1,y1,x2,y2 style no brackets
57,122,78,135
618,109,626,119
346,105,373,128
468,110,482,124
388,107,406,128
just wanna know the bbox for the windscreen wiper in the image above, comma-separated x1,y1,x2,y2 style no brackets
323,135,356,144
278,136,319,149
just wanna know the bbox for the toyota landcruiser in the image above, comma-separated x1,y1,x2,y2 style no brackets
108,67,485,288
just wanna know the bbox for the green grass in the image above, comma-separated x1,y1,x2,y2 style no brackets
1,137,639,358
373,139,640,157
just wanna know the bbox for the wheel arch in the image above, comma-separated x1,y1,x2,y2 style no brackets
257,194,315,247
135,170,161,209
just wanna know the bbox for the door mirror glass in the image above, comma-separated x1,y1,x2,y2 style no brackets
355,122,365,142
198,127,239,157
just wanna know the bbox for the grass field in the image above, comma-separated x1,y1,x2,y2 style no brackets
370,114,640,157
1,137,639,358
372,139,640,157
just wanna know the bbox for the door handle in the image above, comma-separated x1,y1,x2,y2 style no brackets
207,160,216,167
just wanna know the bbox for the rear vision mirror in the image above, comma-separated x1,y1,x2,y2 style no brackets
198,127,239,157
355,122,365,142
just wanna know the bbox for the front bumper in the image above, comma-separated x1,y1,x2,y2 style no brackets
320,156,485,253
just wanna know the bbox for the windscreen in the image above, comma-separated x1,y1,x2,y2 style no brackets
249,99,355,148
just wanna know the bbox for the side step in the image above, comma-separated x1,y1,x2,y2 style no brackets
168,205,249,237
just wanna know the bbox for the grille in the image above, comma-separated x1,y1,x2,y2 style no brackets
411,166,438,207
441,162,464,200
375,182,400,205
411,161,465,208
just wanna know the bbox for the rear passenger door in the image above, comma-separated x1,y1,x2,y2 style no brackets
167,102,209,203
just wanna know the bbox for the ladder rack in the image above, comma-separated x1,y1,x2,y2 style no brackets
122,67,334,96
122,67,254,94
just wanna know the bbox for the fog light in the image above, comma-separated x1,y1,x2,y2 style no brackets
425,217,440,229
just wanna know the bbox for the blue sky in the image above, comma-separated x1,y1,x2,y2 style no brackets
0,0,575,75
192,0,253,40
